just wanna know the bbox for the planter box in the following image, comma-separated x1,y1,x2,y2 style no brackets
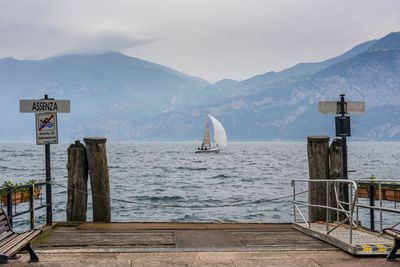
1,189,41,206
358,188,400,201
385,190,400,201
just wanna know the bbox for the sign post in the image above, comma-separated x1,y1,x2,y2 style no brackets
339,95,349,180
319,95,365,224
36,113,58,145
20,94,70,226
319,95,365,180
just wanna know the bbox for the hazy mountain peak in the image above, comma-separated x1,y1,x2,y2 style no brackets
214,79,239,87
1,32,400,141
367,31,400,51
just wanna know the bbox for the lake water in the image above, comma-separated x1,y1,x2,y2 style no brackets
1,142,400,231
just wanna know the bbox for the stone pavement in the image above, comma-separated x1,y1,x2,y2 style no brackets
7,250,395,266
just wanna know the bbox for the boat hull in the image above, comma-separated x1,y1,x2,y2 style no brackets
195,148,220,153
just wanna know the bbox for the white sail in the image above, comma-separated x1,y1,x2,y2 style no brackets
208,115,227,148
201,114,210,149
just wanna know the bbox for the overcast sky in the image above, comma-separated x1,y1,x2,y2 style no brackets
1,0,399,82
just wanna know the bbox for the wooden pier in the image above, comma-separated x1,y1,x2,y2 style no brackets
5,222,395,266
34,222,334,252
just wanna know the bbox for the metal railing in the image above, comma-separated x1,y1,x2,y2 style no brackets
0,182,49,230
355,179,400,232
292,179,400,244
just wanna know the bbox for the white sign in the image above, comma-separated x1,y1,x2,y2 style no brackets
319,101,365,114
36,113,58,145
20,100,70,113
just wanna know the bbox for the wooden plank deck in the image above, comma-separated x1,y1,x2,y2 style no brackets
33,223,335,252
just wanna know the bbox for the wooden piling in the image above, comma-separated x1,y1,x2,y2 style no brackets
307,136,330,222
329,139,342,179
66,140,88,222
84,137,111,222
329,138,347,220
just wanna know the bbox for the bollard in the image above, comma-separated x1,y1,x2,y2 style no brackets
66,140,88,222
307,136,330,222
84,137,111,222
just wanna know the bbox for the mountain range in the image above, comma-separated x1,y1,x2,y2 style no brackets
1,32,400,142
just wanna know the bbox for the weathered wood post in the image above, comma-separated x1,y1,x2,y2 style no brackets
84,137,111,222
307,136,330,222
329,139,342,179
66,140,88,222
329,138,346,220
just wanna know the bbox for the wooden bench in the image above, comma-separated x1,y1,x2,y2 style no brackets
384,228,400,262
0,208,42,263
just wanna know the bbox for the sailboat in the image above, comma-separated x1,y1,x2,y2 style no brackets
195,113,227,153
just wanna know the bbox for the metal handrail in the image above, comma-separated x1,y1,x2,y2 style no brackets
354,179,400,232
292,179,400,244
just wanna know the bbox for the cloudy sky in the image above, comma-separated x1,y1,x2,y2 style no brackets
1,0,399,82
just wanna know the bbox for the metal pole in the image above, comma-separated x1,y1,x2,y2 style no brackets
43,94,53,226
340,94,350,207
45,143,52,226
7,189,13,228
349,182,353,244
29,185,35,230
326,181,329,233
369,184,375,231
292,180,296,223
379,182,383,233
355,181,359,226
340,94,348,179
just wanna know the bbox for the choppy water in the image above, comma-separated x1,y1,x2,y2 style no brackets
1,142,400,231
